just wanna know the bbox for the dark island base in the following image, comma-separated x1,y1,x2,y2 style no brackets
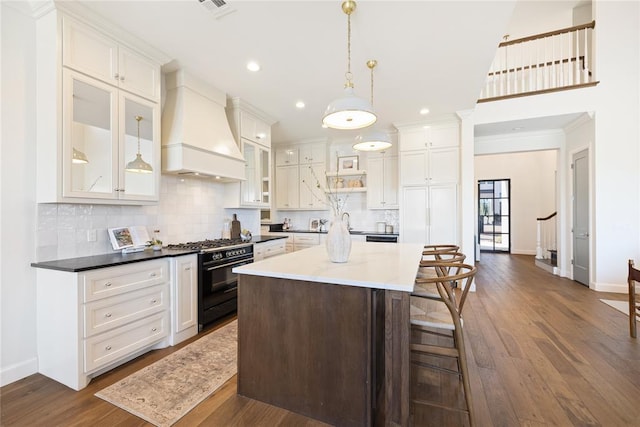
237,275,410,426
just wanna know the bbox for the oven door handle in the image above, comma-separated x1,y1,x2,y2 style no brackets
205,259,253,272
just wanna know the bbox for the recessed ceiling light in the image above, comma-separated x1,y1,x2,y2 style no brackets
420,108,430,115
512,126,524,131
247,61,260,72
296,101,305,109
215,176,221,180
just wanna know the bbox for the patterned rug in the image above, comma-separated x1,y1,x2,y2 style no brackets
600,299,629,315
95,320,237,427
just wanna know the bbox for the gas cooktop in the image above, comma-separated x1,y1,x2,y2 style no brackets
166,238,250,252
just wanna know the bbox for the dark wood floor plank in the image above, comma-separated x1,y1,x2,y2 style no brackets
2,253,639,427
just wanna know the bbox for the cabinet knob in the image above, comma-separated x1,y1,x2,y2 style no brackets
114,73,119,79
185,267,191,271
151,327,157,332
149,272,157,277
105,282,112,287
119,76,125,82
105,313,112,318
150,299,157,304
105,345,112,351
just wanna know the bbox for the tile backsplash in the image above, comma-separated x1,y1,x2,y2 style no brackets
36,175,259,261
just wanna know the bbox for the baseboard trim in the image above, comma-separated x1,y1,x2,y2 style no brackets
593,282,627,294
1,357,38,387
512,249,537,255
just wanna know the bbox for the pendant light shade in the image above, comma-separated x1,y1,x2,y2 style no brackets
72,147,89,164
353,59,392,152
322,0,377,130
125,115,153,174
323,87,376,130
353,129,392,151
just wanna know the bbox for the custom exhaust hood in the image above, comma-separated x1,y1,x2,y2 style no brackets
161,70,245,182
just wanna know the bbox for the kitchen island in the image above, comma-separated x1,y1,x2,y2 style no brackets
233,241,423,426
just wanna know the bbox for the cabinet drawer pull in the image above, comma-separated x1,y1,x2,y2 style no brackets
119,76,125,81
105,282,112,287
114,73,119,79
105,345,112,351
149,272,157,277
185,267,191,271
151,327,157,332
150,299,157,304
105,313,112,318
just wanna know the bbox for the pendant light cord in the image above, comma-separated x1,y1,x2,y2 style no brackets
136,115,142,154
345,10,353,87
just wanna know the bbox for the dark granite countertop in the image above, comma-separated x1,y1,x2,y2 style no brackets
30,248,198,273
31,236,289,273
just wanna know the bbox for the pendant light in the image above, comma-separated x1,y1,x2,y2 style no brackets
353,60,392,151
72,147,89,164
322,0,377,130
125,115,153,174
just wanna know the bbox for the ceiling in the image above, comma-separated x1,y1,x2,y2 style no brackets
65,0,518,144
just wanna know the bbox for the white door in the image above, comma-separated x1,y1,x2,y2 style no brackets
429,184,458,244
572,149,589,286
401,187,428,244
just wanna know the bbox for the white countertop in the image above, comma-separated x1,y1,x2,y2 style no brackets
233,241,423,292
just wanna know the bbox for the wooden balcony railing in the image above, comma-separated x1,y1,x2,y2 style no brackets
479,21,598,102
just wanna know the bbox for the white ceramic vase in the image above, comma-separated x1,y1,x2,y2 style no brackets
326,216,352,263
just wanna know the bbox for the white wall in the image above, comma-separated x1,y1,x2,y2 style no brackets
475,150,558,255
1,2,39,386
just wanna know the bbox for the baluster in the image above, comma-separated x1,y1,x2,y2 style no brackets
536,219,543,259
583,27,590,82
574,27,580,84
551,35,556,88
521,41,526,94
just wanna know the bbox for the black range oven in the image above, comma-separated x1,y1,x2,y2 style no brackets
167,239,253,331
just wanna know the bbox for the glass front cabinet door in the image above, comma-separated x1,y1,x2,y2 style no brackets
63,70,159,202
241,139,270,207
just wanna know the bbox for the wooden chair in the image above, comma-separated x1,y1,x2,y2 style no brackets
422,244,460,261
410,262,477,426
628,260,640,338
415,252,466,297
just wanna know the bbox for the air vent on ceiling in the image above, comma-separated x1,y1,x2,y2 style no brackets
198,0,236,19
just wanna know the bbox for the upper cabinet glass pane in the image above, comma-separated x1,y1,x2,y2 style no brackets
122,98,155,197
243,141,257,203
70,77,114,194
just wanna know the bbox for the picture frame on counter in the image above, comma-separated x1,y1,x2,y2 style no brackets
309,218,320,232
338,155,359,172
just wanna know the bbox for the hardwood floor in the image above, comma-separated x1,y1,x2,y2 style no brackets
2,253,638,426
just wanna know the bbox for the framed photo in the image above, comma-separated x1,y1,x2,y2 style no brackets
338,155,359,173
309,218,320,232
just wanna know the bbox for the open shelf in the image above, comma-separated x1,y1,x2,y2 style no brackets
325,170,367,177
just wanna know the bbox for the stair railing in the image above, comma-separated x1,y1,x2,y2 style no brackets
536,212,557,260
479,21,597,101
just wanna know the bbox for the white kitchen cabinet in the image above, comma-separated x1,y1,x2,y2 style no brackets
169,254,197,346
367,153,398,209
292,233,321,251
254,239,287,261
400,147,459,186
36,10,161,205
240,140,271,207
400,184,458,245
226,99,275,209
36,258,171,390
62,16,160,102
275,165,300,209
299,143,327,165
275,148,299,166
399,123,459,151
61,70,160,202
239,110,271,146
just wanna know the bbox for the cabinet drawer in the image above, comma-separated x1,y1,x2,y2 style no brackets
84,284,168,338
82,260,169,302
294,234,320,245
84,311,168,373
263,243,286,258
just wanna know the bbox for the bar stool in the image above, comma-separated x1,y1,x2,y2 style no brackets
410,262,477,426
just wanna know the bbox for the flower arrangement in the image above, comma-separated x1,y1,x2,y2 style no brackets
302,153,365,218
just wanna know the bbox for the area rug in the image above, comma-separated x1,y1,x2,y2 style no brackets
95,320,237,427
600,299,629,315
